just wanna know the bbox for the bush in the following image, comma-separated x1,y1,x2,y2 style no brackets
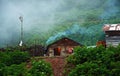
67,46,107,65
0,50,30,66
65,46,120,76
69,62,109,76
0,63,5,76
2,63,27,76
0,52,12,66
9,50,30,64
109,61,120,76
28,60,53,76
67,46,88,65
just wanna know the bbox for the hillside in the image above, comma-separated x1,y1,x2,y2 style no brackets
0,0,120,47
24,0,120,46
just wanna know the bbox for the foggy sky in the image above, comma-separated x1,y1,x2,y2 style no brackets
0,0,62,47
0,0,119,47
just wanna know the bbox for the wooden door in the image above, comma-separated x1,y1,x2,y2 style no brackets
54,48,61,56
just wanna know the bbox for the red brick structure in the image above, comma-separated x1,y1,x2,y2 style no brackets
47,37,82,56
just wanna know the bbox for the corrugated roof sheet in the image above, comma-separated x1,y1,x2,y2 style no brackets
103,24,120,31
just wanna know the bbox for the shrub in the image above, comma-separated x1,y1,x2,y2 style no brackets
28,60,53,76
9,50,30,64
0,50,30,66
109,61,120,76
0,52,12,66
2,63,27,76
67,46,88,64
69,62,109,76
0,63,5,76
67,46,106,65
65,46,120,76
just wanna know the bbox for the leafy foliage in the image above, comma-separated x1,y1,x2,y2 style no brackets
28,60,53,76
0,51,53,76
0,50,30,66
0,63,5,76
2,63,27,76
65,46,120,76
69,62,109,76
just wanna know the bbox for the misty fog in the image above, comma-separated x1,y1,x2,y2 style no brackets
0,0,119,47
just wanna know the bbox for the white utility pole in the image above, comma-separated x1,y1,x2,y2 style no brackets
19,16,23,46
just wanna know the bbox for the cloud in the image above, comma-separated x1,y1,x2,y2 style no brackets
0,0,62,47
0,0,119,47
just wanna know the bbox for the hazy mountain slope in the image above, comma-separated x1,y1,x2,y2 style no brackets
25,0,120,46
0,0,120,47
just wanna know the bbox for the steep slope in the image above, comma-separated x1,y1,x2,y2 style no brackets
45,57,66,76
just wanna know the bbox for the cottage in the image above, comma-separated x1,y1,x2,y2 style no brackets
103,24,120,47
46,37,82,57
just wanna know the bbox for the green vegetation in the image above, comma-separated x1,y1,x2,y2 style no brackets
0,50,30,76
1,0,120,47
28,60,53,76
0,50,53,76
23,0,120,46
0,50,30,66
64,46,120,76
1,63,27,76
0,45,120,76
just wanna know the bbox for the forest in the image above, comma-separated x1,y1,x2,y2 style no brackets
24,0,120,46
0,0,120,47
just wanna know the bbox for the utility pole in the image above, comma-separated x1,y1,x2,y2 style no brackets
19,16,23,46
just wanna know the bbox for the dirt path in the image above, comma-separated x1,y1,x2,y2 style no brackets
45,57,66,76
